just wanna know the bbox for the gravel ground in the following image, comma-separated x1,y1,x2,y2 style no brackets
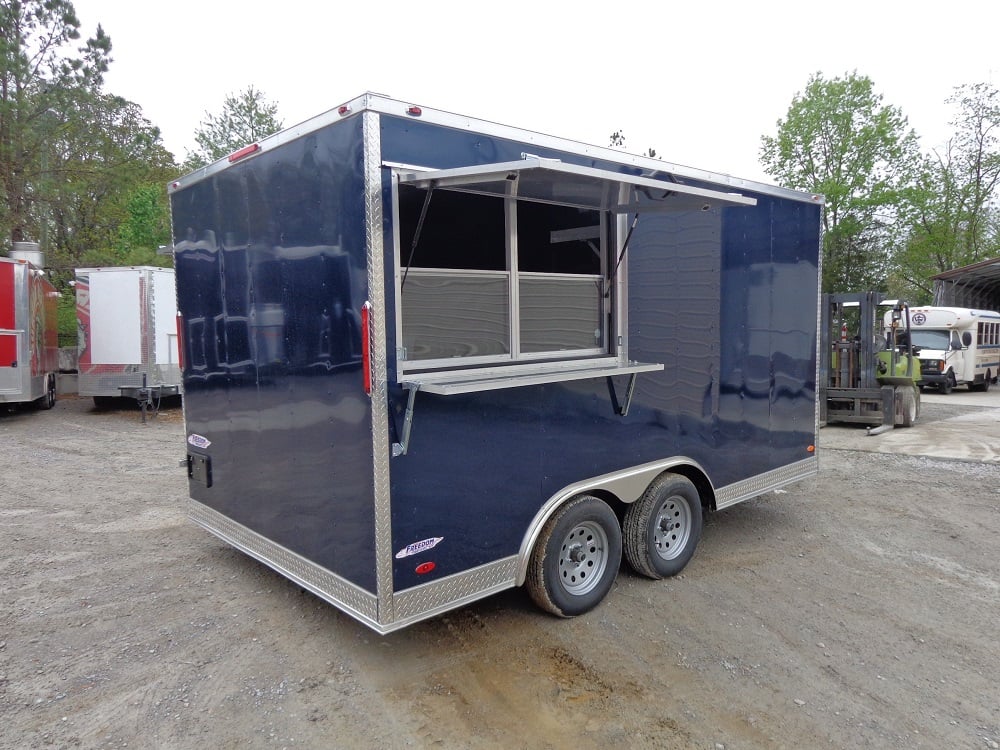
2,395,999,749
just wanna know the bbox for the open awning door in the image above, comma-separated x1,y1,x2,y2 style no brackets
396,157,756,213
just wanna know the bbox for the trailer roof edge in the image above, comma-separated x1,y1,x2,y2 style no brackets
167,92,825,206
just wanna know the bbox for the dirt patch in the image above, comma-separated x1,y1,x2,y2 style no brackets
2,396,999,749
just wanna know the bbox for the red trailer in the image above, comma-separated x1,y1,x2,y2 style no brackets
0,255,59,410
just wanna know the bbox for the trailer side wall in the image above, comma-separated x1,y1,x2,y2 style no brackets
377,116,819,592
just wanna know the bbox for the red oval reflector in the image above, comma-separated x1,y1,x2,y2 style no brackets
406,105,422,116
415,562,435,575
338,105,351,115
176,312,185,372
361,302,372,395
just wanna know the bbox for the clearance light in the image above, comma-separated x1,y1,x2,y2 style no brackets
228,143,260,162
338,105,351,116
807,445,815,453
361,301,372,395
415,562,436,575
406,105,422,117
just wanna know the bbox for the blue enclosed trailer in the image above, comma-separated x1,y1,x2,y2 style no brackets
169,93,823,633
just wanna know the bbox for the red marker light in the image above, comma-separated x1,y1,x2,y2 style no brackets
415,562,436,575
406,105,422,117
338,105,351,116
176,313,185,371
361,302,372,395
228,143,261,162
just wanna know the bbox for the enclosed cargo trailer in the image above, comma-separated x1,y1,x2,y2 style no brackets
169,93,823,633
75,266,181,405
0,254,59,410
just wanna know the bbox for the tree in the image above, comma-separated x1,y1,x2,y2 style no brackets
760,72,922,292
44,92,175,266
0,0,111,248
891,82,1000,302
183,85,283,170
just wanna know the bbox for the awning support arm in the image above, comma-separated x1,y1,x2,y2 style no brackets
606,373,639,417
401,185,435,289
606,212,638,299
392,385,419,457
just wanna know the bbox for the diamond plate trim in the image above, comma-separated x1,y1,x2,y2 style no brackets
814,206,824,441
392,557,519,624
363,111,395,624
189,501,379,625
715,456,818,510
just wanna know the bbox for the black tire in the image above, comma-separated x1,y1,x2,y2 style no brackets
526,495,622,618
93,396,116,410
623,473,703,579
895,386,917,427
940,373,954,394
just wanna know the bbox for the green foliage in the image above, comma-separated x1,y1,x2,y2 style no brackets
183,85,283,170
890,82,1000,303
56,288,76,347
114,183,172,262
43,93,176,270
760,72,922,293
1,0,112,246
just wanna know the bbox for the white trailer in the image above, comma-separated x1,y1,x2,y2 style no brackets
896,306,1000,393
0,252,59,410
76,266,182,405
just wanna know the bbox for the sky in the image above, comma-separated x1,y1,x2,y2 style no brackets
70,0,999,186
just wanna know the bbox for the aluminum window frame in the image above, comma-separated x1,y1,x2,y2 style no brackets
391,169,618,377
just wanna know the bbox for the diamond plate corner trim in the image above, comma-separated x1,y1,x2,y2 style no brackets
715,456,818,510
814,213,824,441
363,111,394,625
189,501,379,625
392,557,519,625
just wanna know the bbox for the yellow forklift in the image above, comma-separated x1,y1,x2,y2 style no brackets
820,292,921,434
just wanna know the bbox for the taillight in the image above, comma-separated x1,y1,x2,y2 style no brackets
176,312,185,371
361,302,372,395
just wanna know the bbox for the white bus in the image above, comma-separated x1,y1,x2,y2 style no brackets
895,307,1000,393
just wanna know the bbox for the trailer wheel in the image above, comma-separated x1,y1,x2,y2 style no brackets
895,386,917,427
37,375,56,410
526,495,622,618
623,473,703,579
